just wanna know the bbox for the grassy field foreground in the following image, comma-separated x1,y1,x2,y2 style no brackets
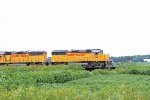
0,63,150,100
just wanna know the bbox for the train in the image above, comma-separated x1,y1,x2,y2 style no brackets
0,49,113,69
0,51,47,66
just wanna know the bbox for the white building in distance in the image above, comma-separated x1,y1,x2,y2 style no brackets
143,59,150,62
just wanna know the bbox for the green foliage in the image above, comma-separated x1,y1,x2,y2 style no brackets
0,63,150,99
0,65,90,91
115,62,150,75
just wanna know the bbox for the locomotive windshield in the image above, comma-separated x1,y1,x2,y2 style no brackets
52,50,68,55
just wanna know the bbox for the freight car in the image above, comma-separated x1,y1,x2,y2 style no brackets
51,49,113,69
0,51,47,66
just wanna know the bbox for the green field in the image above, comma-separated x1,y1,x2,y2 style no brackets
0,63,150,100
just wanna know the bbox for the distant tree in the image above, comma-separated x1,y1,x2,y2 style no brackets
111,55,149,62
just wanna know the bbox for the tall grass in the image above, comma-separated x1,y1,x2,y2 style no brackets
0,65,90,91
0,74,150,100
115,62,150,75
0,63,150,99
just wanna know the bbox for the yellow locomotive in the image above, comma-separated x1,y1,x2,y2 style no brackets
0,51,47,66
51,49,112,69
0,49,113,69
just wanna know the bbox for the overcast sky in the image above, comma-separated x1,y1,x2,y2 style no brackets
0,0,150,57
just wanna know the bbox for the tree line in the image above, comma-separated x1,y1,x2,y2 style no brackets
111,55,150,62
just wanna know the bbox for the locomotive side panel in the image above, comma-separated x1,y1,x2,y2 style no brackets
28,51,47,64
0,51,47,65
0,54,4,64
51,55,67,62
11,52,29,63
51,49,112,69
